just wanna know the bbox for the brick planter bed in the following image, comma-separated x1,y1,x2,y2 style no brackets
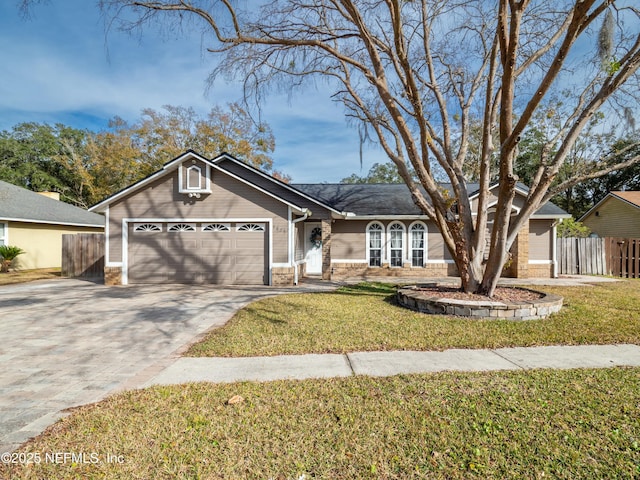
397,284,563,320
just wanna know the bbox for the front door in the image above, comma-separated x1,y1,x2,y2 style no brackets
304,223,323,275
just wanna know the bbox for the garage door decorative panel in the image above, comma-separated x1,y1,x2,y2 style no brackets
128,222,266,284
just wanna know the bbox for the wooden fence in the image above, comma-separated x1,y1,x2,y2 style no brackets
61,233,105,278
605,237,640,279
557,237,607,275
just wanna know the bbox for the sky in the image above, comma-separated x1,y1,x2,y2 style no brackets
0,0,387,183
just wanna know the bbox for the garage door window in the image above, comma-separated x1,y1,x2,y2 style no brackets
202,223,230,232
237,223,265,232
134,223,162,232
168,223,196,232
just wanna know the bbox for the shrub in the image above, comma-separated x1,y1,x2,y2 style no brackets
0,245,26,273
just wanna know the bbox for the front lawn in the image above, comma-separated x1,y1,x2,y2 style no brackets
2,368,638,479
0,268,60,286
188,280,640,357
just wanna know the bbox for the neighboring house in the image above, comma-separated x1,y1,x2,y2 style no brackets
580,191,640,238
89,150,570,286
0,180,105,270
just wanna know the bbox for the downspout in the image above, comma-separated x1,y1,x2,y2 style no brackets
292,210,310,285
552,220,559,278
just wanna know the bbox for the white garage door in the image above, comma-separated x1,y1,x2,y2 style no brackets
128,222,267,284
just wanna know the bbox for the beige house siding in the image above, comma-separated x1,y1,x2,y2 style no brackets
529,220,553,261
427,221,453,261
6,221,103,269
329,219,452,263
108,166,290,265
220,159,334,219
582,196,640,238
294,221,305,262
331,220,368,260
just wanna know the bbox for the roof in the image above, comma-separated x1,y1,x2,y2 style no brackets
89,150,346,217
579,191,640,221
87,149,568,220
292,183,569,218
0,180,105,227
611,191,640,208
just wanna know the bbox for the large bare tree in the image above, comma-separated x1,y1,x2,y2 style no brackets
102,0,640,295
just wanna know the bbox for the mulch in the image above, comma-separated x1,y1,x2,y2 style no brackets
410,285,545,302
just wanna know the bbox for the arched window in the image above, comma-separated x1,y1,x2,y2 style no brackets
168,223,196,232
202,223,230,232
367,222,383,267
133,223,162,232
387,222,405,267
409,222,426,267
237,223,265,232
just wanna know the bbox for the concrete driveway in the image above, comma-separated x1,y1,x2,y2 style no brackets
0,278,334,453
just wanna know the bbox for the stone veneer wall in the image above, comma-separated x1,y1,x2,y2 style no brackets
397,286,563,320
104,267,122,286
321,219,332,281
527,263,553,278
272,266,295,286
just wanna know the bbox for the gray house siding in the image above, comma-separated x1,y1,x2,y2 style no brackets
108,165,290,265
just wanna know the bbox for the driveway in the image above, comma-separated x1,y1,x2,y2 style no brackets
0,278,335,454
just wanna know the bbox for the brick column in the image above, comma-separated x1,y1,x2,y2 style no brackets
513,221,530,278
321,219,332,280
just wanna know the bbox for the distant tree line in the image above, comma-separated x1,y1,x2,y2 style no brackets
0,103,285,209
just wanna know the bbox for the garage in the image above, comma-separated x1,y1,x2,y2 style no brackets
127,221,267,284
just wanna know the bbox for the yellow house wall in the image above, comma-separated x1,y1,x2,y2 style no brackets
582,197,640,238
6,222,104,269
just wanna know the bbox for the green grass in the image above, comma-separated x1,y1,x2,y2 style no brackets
2,368,639,479
188,280,640,357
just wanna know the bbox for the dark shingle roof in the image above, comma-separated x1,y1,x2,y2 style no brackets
0,180,105,227
292,183,569,218
292,183,424,215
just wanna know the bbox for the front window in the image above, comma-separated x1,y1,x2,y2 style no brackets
368,223,383,267
389,222,405,267
410,223,426,267
0,223,5,246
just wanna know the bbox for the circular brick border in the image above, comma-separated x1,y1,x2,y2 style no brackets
397,284,563,320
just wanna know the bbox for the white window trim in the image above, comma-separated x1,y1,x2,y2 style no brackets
177,162,212,194
186,165,202,190
408,221,427,267
366,221,384,267
0,221,7,246
387,221,405,268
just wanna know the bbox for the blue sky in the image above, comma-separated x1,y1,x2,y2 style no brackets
0,0,387,182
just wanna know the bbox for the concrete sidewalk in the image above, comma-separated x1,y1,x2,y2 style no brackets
144,344,640,386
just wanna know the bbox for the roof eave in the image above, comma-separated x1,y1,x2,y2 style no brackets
0,217,105,228
89,150,210,212
215,153,346,216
